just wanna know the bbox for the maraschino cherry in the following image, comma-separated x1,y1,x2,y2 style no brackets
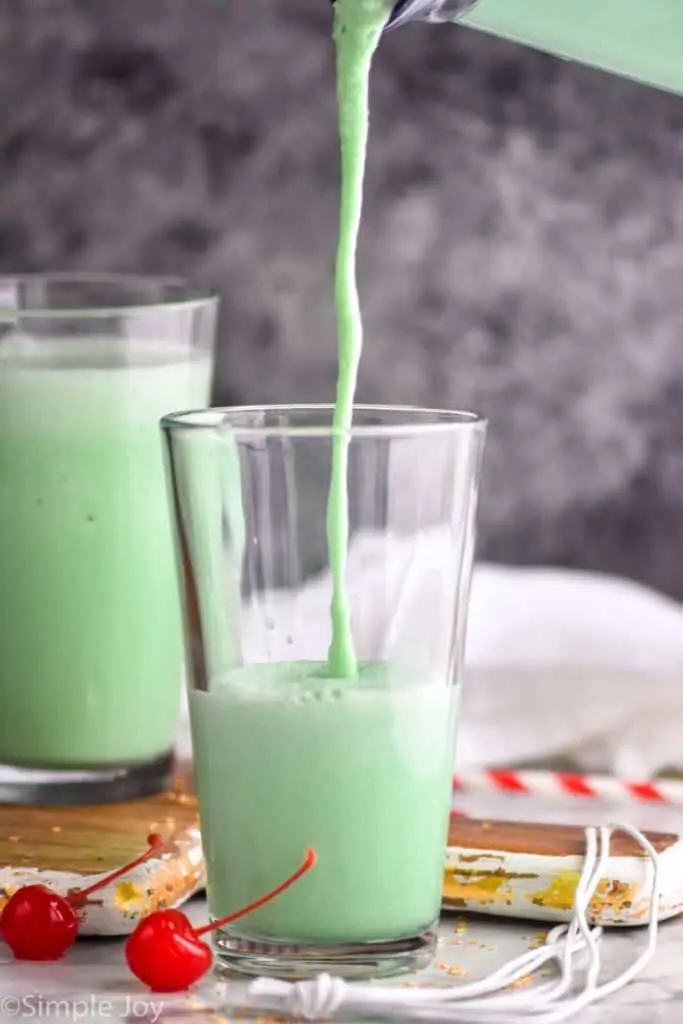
0,832,164,961
126,847,317,992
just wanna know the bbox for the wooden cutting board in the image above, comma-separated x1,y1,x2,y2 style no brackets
0,769,203,936
1,770,681,936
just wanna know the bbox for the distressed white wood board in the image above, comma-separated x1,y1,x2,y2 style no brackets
445,818,683,925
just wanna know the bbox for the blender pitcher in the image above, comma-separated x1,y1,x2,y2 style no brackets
382,0,683,98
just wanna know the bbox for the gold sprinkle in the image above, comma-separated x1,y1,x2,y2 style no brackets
482,822,493,831
114,881,146,912
173,792,194,805
510,974,533,989
468,939,479,946
51,825,62,833
185,995,204,1007
444,965,469,979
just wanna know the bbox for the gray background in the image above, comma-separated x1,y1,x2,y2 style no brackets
3,1,683,597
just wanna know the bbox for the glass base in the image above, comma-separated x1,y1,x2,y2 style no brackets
0,750,174,805
213,929,436,981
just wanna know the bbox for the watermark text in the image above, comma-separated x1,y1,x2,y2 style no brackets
0,995,164,1022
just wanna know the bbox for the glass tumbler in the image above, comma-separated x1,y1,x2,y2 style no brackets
162,405,485,979
0,274,217,804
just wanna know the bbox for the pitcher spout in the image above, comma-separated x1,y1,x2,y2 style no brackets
385,0,481,31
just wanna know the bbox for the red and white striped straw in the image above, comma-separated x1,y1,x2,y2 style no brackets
452,769,683,805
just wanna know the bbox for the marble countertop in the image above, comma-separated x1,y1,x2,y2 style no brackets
3,793,683,1024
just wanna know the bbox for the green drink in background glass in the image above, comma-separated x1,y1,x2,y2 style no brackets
0,274,217,804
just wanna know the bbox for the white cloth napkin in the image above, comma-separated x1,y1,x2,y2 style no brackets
460,565,683,776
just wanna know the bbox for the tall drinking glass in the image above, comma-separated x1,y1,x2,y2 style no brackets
0,274,217,804
162,405,485,979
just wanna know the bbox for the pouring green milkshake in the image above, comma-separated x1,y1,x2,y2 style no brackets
326,0,391,680
163,0,485,979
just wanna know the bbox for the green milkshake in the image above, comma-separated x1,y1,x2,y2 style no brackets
0,340,211,769
190,662,457,944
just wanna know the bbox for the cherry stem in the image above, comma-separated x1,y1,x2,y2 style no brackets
70,833,164,904
193,847,317,938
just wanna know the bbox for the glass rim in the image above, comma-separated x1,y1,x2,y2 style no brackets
161,404,487,439
0,272,218,319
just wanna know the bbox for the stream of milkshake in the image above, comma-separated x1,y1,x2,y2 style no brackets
326,0,392,678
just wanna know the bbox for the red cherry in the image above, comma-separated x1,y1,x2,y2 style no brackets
126,909,212,992
0,833,164,962
0,885,78,961
125,847,317,992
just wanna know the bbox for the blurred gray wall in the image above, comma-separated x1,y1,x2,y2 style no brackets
3,1,683,596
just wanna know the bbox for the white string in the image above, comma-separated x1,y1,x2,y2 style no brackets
248,822,661,1022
